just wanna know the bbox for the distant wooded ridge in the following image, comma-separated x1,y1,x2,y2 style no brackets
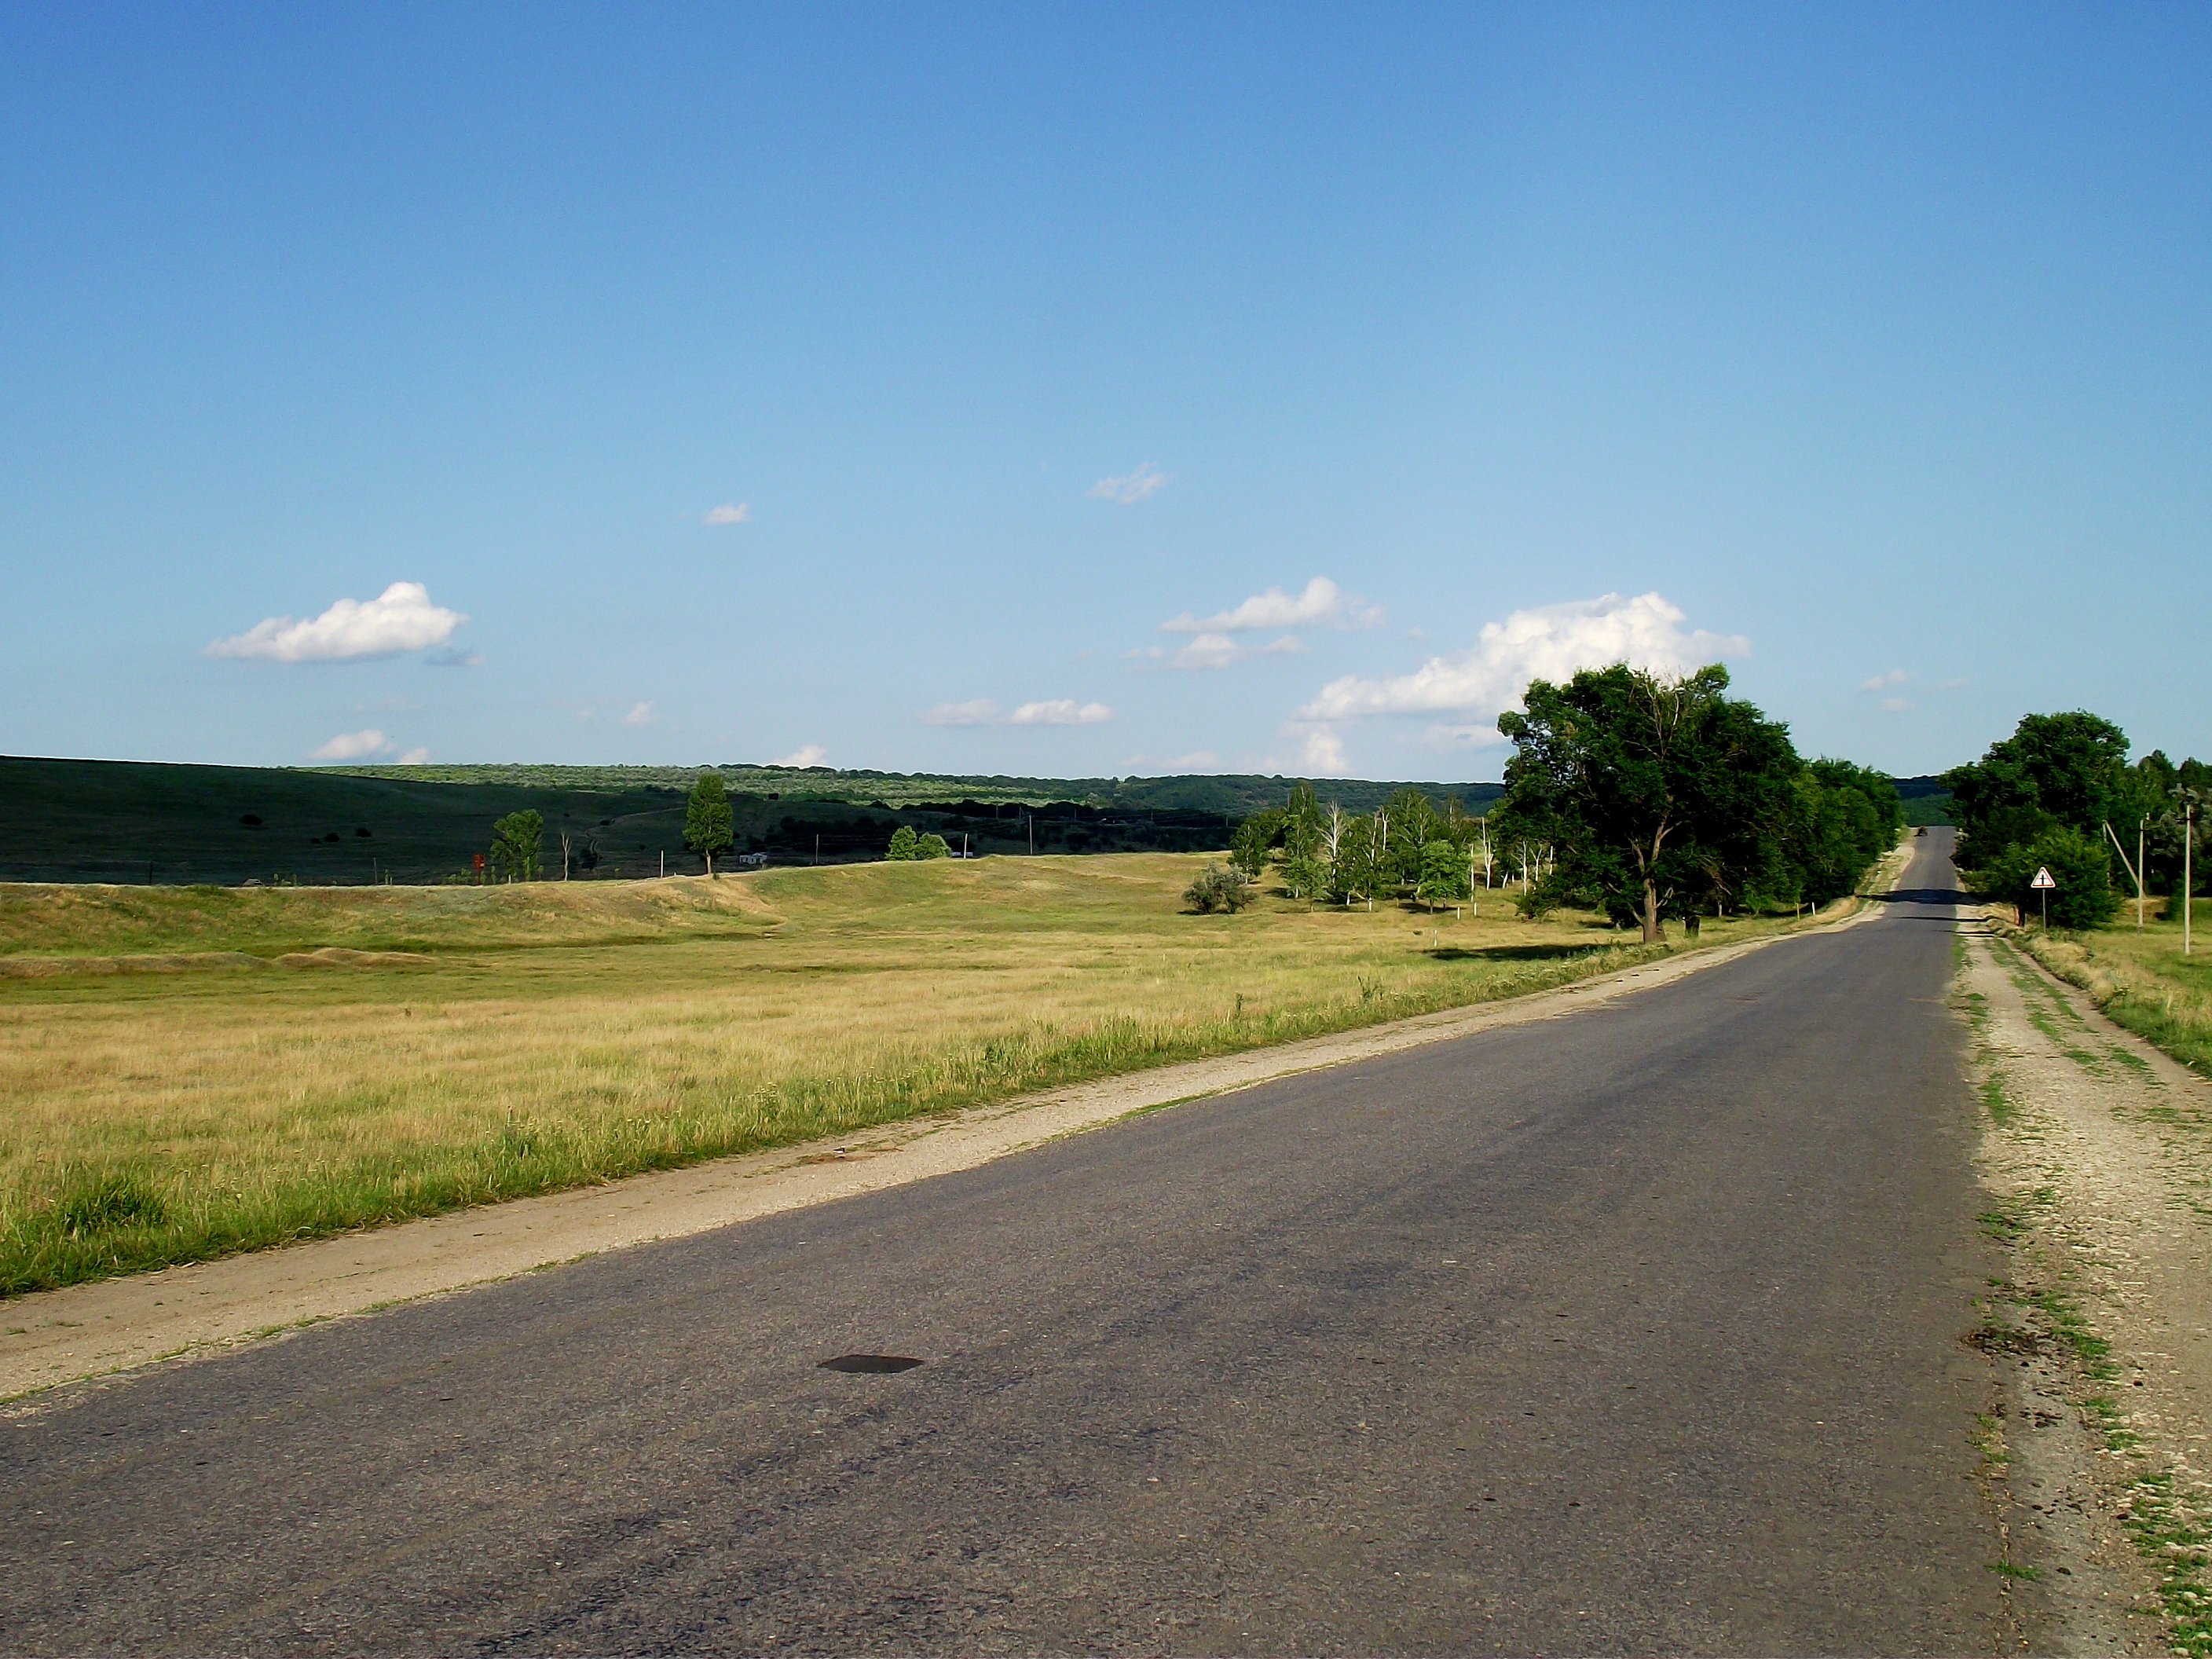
0,754,1948,887
327,761,1503,818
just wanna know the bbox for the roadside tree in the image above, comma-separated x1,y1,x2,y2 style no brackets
1495,664,1798,943
684,772,736,877
886,825,921,860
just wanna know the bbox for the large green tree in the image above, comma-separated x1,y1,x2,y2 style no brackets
489,810,544,882
684,772,735,876
1495,664,1799,943
1944,712,2133,874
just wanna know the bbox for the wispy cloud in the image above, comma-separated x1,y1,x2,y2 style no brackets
1162,577,1378,635
1125,750,1221,771
1086,463,1170,505
704,503,752,526
925,697,1112,727
1859,668,1910,694
1011,699,1113,726
775,744,827,767
310,729,395,761
1879,696,1914,714
620,701,657,728
211,582,467,664
397,747,430,764
1137,632,1306,670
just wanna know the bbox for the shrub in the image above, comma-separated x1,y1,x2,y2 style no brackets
1976,826,2120,928
1185,863,1254,914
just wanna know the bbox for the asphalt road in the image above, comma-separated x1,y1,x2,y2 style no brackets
2,832,2008,1655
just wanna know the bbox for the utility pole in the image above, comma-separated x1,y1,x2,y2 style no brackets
2105,819,2146,930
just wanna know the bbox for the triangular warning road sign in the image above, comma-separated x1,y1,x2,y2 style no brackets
2031,866,2056,889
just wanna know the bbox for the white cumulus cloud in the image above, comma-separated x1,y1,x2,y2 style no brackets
310,729,395,761
1296,727,1350,775
1086,463,1170,505
1298,592,1748,728
704,503,751,526
1859,668,1910,693
1011,699,1114,726
620,701,657,727
1163,576,1377,635
775,744,827,767
210,582,467,663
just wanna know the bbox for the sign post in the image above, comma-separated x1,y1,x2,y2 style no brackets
2031,865,2056,931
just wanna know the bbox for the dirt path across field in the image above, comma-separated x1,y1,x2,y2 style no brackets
1,902,1881,1404
1965,912,2212,1656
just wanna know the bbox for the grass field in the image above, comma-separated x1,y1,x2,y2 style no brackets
0,854,1822,1298
2017,899,2212,1077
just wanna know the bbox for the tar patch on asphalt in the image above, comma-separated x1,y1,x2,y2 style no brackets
819,1353,924,1374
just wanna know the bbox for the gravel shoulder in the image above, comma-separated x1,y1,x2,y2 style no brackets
1965,911,2212,1655
1,904,1876,1405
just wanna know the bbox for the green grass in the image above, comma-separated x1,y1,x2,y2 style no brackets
1,853,1802,1297
1988,1240,2212,1651
2014,907,2212,1080
1980,1074,2014,1128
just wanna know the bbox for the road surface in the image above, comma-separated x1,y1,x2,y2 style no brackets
2,832,2011,1654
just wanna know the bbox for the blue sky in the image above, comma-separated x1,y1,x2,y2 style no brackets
2,5,2206,782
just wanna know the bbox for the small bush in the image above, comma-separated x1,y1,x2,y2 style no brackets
1185,863,1254,914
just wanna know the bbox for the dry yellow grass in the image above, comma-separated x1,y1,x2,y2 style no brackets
0,854,1798,1292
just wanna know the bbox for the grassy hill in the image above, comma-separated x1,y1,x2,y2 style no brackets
0,756,1503,886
